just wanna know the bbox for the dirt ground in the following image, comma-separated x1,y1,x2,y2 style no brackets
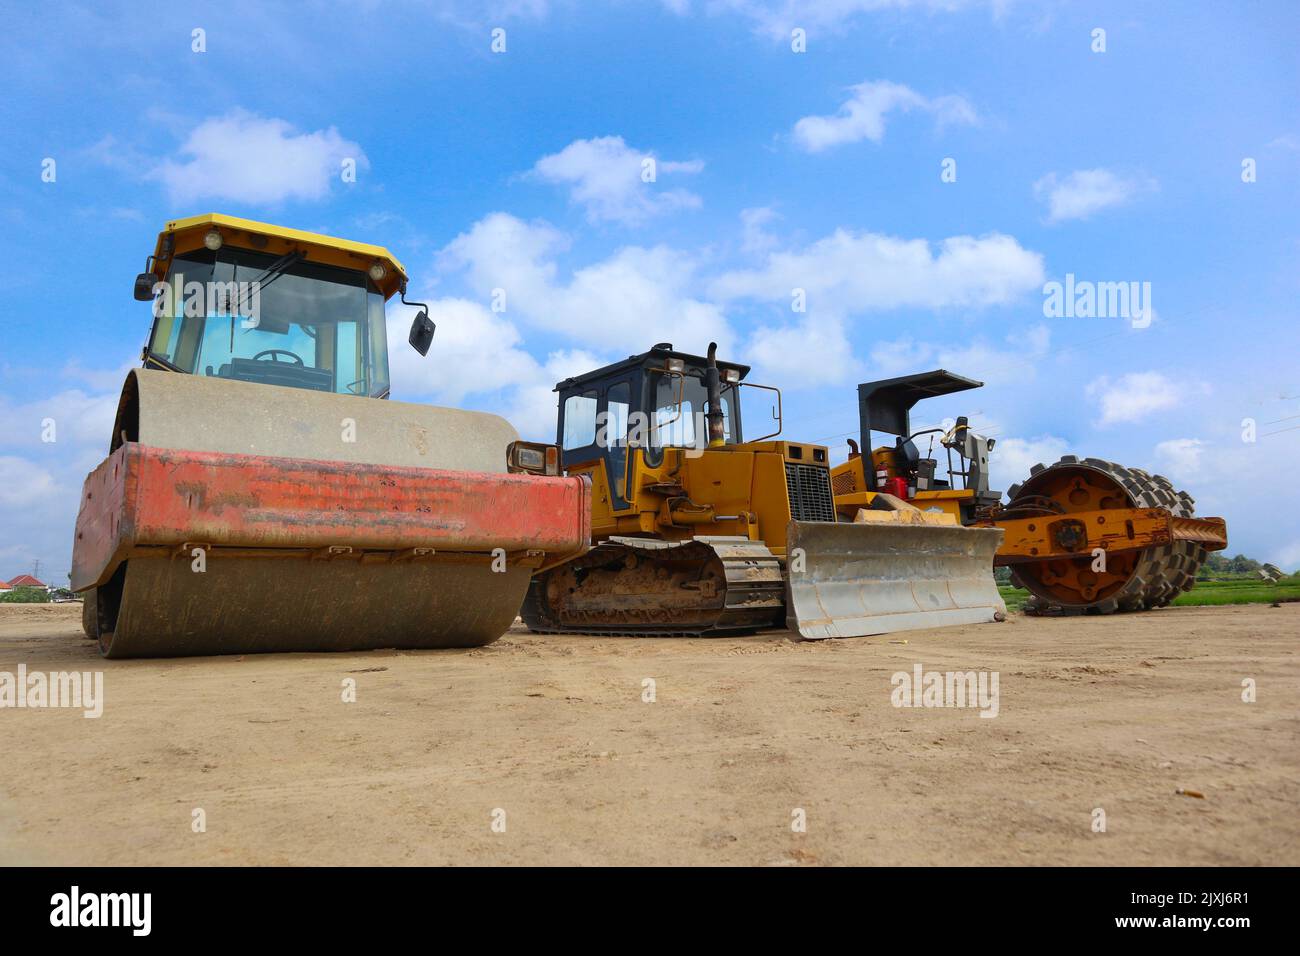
0,602,1296,866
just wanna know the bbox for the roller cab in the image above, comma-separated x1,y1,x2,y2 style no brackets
74,215,589,657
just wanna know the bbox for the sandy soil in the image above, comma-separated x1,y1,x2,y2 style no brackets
0,601,1296,866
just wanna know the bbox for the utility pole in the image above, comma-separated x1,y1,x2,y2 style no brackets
32,558,42,581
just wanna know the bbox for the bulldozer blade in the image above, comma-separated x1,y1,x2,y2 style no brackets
786,520,1006,640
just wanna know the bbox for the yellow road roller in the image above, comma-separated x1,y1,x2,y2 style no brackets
72,214,589,658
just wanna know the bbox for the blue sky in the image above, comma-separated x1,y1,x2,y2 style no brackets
1,0,1298,584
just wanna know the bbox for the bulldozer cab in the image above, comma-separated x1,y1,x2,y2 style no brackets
134,214,427,399
554,343,755,508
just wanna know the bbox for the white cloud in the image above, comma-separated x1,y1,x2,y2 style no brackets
1134,432,1300,570
1033,168,1154,223
792,80,977,153
529,136,703,224
866,338,935,375
739,206,780,255
1086,371,1183,426
152,110,367,205
0,375,126,583
561,246,730,349
990,435,1071,495
499,349,606,441
747,315,860,389
439,212,732,352
711,229,1043,311
0,387,120,452
83,134,148,174
1154,437,1205,478
386,298,541,408
60,358,136,393
441,212,567,306
385,297,602,440
711,227,1042,388
939,323,1050,379
721,0,997,40
1273,540,1300,573
487,0,551,18
868,323,1051,382
0,457,59,508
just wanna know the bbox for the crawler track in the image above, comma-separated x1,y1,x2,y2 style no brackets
521,535,785,636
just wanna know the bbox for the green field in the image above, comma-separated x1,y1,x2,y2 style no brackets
999,576,1300,612
1171,576,1300,607
998,585,1030,612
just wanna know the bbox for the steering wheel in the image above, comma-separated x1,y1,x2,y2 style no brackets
252,349,304,365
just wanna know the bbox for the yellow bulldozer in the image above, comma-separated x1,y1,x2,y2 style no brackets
829,370,1229,613
72,214,590,658
520,344,1007,638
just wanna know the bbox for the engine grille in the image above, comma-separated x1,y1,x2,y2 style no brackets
785,462,837,523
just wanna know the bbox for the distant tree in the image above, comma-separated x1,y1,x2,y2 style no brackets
1198,553,1227,580
1194,551,1292,581
0,589,51,603
1227,554,1262,574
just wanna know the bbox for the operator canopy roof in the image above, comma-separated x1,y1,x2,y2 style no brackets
555,343,751,392
147,213,408,300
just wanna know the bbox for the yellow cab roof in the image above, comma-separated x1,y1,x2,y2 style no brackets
149,213,408,299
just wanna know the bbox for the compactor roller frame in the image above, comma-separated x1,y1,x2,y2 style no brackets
1005,456,1211,614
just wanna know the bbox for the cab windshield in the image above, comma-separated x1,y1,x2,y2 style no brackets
145,247,390,397
648,370,739,447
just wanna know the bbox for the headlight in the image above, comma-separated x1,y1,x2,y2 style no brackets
516,446,546,470
722,368,740,383
203,228,223,251
368,261,387,282
507,441,560,476
666,358,685,372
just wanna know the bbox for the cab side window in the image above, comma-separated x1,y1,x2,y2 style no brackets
562,390,598,451
602,382,631,449
603,381,632,499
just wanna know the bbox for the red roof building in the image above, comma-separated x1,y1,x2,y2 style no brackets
5,574,47,589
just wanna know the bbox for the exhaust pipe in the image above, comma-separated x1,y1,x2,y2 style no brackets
704,342,726,448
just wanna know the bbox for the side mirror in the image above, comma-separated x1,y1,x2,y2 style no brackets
408,309,435,356
133,273,157,301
